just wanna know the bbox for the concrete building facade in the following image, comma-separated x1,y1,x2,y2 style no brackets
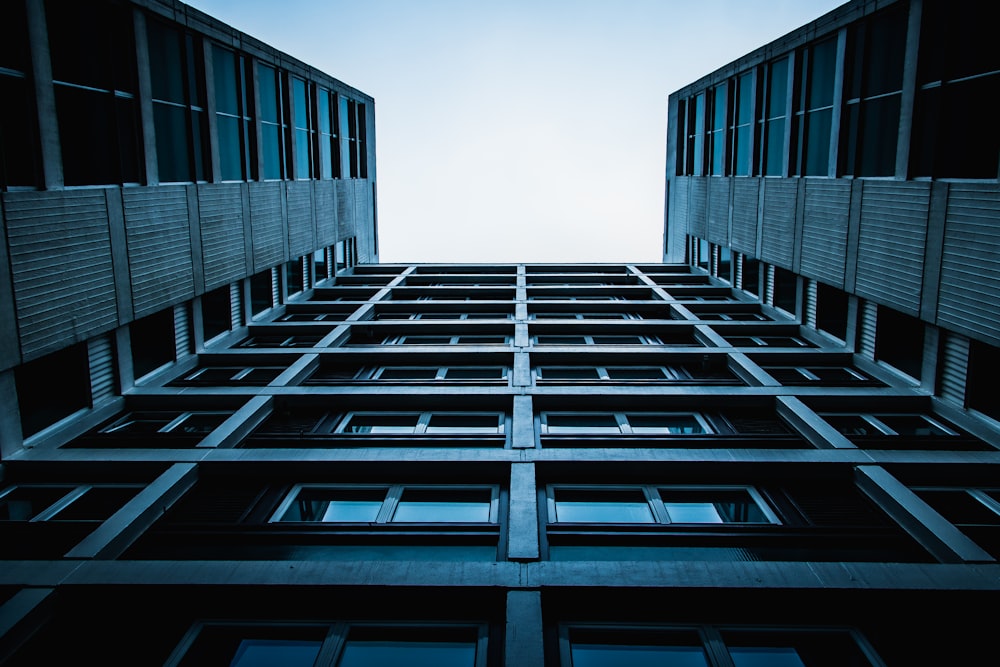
2,0,1000,665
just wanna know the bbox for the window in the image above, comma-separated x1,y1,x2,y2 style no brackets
290,76,314,179
729,71,754,176
257,63,288,179
378,366,508,381
534,362,736,384
342,98,367,178
815,282,849,340
0,484,141,522
378,311,513,320
250,268,275,317
874,306,923,379
173,623,487,667
46,0,141,185
540,412,709,435
170,366,284,387
772,266,797,315
335,237,356,272
913,487,1000,558
286,256,306,296
147,19,209,182
707,82,727,175
530,312,641,320
841,5,906,176
532,334,691,346
130,308,177,379
741,256,760,296
212,44,255,181
14,343,92,437
724,335,811,348
272,484,498,524
759,57,790,175
0,0,39,189
685,92,705,175
201,284,233,341
317,88,342,178
966,340,1000,421
548,485,777,525
795,37,837,176
340,412,505,435
912,3,1000,177
760,365,880,386
821,413,960,438
98,410,230,435
563,626,881,667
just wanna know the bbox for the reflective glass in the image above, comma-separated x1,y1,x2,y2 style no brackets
231,639,322,667
554,490,654,523
393,489,492,522
280,488,385,522
627,414,704,434
338,640,476,667
425,413,500,433
730,647,806,667
571,644,709,667
343,414,419,434
545,414,620,434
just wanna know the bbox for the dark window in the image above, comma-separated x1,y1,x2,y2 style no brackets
257,63,288,179
685,92,705,175
286,257,305,296
912,2,1000,178
14,344,91,437
147,19,208,183
250,269,274,316
742,257,760,296
202,284,232,341
966,340,1000,420
796,37,837,176
130,308,176,379
0,484,140,522
772,267,797,314
317,89,342,178
875,306,924,379
46,0,141,185
291,77,313,179
816,282,849,340
730,71,754,175
342,98,367,178
708,82,727,175
759,57,789,175
212,45,255,181
0,0,39,189
841,5,906,176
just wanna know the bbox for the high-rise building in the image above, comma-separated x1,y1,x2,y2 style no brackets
2,0,999,665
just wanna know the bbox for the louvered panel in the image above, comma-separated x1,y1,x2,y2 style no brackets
689,178,708,238
939,332,970,405
760,179,797,268
800,180,850,287
249,181,284,270
937,184,1000,344
122,186,195,318
673,177,690,237
858,300,877,358
270,267,280,307
354,180,369,237
707,177,730,245
87,334,116,404
229,282,242,329
855,181,930,316
336,179,354,239
735,254,744,289
198,184,247,290
286,180,314,257
804,279,818,328
314,180,337,246
765,264,776,305
731,178,759,254
174,304,191,358
3,190,118,358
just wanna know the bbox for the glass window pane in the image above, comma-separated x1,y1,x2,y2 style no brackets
280,488,385,522
378,368,440,380
538,367,602,380
606,367,669,380
444,367,506,380
572,644,710,667
231,639,322,667
730,647,806,667
392,489,492,522
554,489,654,523
217,114,243,180
545,414,620,434
49,486,139,521
627,414,705,434
660,489,769,523
343,414,420,434
425,413,499,433
338,640,476,667
878,414,951,436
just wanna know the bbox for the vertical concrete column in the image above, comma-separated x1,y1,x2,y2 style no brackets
132,9,158,185
105,189,134,325
895,0,922,179
505,590,545,667
24,0,62,189
0,207,21,370
511,395,534,450
508,462,539,561
776,396,856,449
827,29,848,177
202,43,222,183
0,371,24,458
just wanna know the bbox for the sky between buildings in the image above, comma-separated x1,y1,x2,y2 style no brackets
187,0,845,264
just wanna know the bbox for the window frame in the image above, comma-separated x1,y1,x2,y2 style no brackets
821,412,960,437
98,410,231,435
0,483,144,523
546,484,780,525
337,411,507,436
539,411,712,436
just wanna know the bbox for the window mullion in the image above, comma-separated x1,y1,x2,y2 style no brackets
378,486,403,523
315,623,349,667
31,486,89,522
645,486,670,524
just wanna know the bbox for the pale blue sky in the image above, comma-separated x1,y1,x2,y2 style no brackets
187,0,845,263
